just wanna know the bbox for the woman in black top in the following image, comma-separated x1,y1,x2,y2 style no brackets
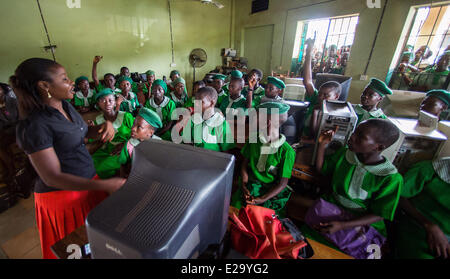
10,58,126,259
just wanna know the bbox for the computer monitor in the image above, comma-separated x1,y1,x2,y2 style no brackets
86,139,235,259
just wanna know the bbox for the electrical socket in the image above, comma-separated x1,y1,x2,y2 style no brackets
360,74,368,81
170,63,177,67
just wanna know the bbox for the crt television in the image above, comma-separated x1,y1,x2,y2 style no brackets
86,139,235,259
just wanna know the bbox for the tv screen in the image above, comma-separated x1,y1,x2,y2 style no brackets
86,139,235,259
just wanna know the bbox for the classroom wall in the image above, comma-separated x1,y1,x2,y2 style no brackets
0,0,233,92
233,0,444,103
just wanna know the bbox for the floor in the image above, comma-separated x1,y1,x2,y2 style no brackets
0,195,42,259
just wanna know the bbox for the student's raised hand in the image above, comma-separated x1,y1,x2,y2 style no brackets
305,38,316,53
425,223,449,259
316,221,345,234
93,56,103,64
116,94,125,107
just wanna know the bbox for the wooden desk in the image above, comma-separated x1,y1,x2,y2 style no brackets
52,207,352,259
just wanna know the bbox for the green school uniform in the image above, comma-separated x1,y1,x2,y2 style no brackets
184,96,195,108
242,85,265,99
352,104,387,126
219,95,248,116
118,135,162,165
413,67,450,91
231,134,296,217
73,89,96,108
321,147,403,236
216,90,228,108
168,91,189,108
91,111,135,178
183,112,235,152
145,96,176,141
302,89,320,137
119,92,140,114
252,95,283,108
115,80,139,93
395,158,450,259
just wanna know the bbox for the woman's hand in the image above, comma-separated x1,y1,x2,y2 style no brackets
425,223,449,259
98,121,115,143
316,221,345,234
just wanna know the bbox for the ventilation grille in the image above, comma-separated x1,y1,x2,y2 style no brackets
251,0,269,14
115,180,195,249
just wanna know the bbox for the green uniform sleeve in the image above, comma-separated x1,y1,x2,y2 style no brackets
401,160,435,198
369,173,403,221
118,143,131,165
123,112,136,130
241,143,251,159
219,120,236,151
280,144,296,179
321,146,346,176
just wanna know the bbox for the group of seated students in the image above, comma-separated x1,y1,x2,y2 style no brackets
47,47,449,260
390,44,450,92
310,44,351,75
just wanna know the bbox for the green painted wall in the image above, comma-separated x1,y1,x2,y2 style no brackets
233,0,441,103
0,0,233,92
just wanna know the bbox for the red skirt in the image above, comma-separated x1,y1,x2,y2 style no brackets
34,179,108,259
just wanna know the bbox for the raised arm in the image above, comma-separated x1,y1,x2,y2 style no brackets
303,38,317,97
92,56,103,88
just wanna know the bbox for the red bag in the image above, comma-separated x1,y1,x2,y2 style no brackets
229,205,307,259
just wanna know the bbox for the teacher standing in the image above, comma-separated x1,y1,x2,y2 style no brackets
10,58,126,259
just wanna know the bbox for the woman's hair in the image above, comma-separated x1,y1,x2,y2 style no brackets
9,58,61,119
193,80,206,88
0,82,12,95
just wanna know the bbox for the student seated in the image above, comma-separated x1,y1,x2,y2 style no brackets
182,86,235,152
419,89,449,119
142,70,156,95
302,38,341,140
242,68,265,99
92,56,122,94
89,89,135,179
410,51,450,91
292,119,403,259
144,79,176,141
168,77,188,107
116,66,138,92
223,70,243,94
73,76,96,113
251,76,285,108
394,157,449,259
167,70,181,92
219,77,248,116
212,74,228,108
184,80,206,111
353,78,392,126
231,102,295,218
102,108,163,179
117,76,140,115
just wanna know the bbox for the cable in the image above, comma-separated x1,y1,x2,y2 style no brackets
168,0,175,64
36,0,56,61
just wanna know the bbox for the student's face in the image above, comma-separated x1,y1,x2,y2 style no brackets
120,81,131,93
415,47,425,60
131,116,155,141
121,68,130,77
229,80,244,98
78,80,90,92
400,55,410,63
318,87,339,102
248,72,260,84
46,66,75,101
360,88,383,107
97,94,116,113
348,123,382,154
174,82,185,96
436,55,449,72
152,85,165,102
104,75,116,88
329,48,337,57
265,84,281,99
213,79,224,92
341,54,349,66
420,96,447,117
171,74,180,82
148,75,155,83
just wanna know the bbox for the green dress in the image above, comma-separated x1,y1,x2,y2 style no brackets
321,147,403,236
242,85,265,99
302,89,319,137
413,67,450,90
219,95,248,116
119,92,140,114
352,104,387,126
73,89,96,109
144,96,176,141
168,91,189,108
395,158,450,259
183,112,236,152
231,134,296,217
216,90,228,108
91,111,135,178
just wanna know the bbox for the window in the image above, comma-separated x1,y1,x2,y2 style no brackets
291,15,359,77
388,4,450,92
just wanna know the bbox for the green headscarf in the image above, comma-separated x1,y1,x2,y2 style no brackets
138,107,163,129
151,79,168,94
117,76,133,85
75,76,89,86
366,78,393,97
95,88,115,102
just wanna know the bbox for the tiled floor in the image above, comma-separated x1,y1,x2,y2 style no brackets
0,196,41,259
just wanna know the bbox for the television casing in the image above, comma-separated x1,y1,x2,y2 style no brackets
86,139,235,259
